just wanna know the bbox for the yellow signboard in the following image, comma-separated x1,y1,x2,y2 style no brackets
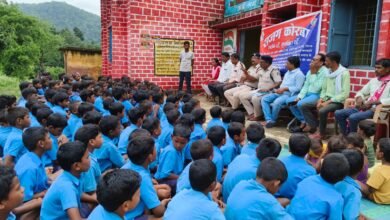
154,39,194,76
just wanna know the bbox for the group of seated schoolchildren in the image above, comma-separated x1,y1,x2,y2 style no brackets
0,74,390,220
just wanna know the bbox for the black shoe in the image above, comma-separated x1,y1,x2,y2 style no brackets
265,122,276,128
290,126,303,133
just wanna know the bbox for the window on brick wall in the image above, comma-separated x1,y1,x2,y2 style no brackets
109,26,112,63
328,0,381,67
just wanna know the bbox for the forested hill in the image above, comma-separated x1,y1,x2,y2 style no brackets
17,1,101,43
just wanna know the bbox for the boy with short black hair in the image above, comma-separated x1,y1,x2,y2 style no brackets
51,92,70,117
42,113,68,167
230,110,246,124
80,89,96,104
108,102,125,125
0,109,11,158
3,107,31,167
15,127,51,205
155,124,192,193
82,110,102,125
335,149,364,219
93,115,124,172
221,122,246,166
40,141,91,219
226,157,291,219
160,102,176,129
142,117,162,169
63,101,81,140
18,87,38,108
122,136,170,219
221,109,233,130
164,159,225,219
288,153,349,219
207,106,224,132
0,165,24,220
36,108,53,128
223,138,282,202
207,126,226,183
361,138,390,204
184,108,207,161
158,109,180,149
118,107,145,155
88,169,141,220
275,133,316,199
44,89,56,109
242,123,265,156
177,139,214,192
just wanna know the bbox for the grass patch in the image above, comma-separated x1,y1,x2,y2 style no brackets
0,73,21,98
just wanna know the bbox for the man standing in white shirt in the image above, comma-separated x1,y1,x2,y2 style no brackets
208,52,233,105
178,41,194,94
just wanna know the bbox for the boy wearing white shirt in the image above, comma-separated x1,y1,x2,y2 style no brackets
178,41,194,94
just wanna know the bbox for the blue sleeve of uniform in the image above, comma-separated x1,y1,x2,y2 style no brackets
108,146,125,168
269,202,294,220
140,177,161,209
118,129,130,155
4,138,23,158
328,197,344,220
18,169,35,202
82,170,97,193
156,151,176,179
343,191,361,220
60,186,79,211
221,145,234,167
210,208,226,220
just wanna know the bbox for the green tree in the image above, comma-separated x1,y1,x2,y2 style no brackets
73,27,84,41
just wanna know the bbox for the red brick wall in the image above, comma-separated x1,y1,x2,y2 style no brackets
101,0,225,90
101,0,390,93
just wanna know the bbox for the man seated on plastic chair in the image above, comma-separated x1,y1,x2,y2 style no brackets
335,58,390,135
261,56,305,128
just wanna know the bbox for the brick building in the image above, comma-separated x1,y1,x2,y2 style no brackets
100,0,390,95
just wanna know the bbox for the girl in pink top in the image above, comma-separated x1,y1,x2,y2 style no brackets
202,58,221,96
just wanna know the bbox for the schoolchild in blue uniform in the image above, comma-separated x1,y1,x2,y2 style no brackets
275,133,316,199
335,149,364,220
206,106,224,132
225,158,293,220
15,127,51,205
155,124,191,194
75,125,104,203
221,122,246,167
112,87,132,126
88,169,141,220
287,153,349,220
157,109,180,150
207,126,226,182
223,138,282,202
221,109,233,131
51,92,70,118
0,166,24,220
80,89,96,105
40,141,91,220
3,107,31,167
241,123,265,156
69,82,82,102
94,94,104,113
18,87,38,108
93,115,124,172
108,102,127,126
71,102,95,140
25,100,41,127
32,79,44,96
142,117,162,170
177,139,214,192
159,102,176,130
122,136,170,219
164,159,225,220
152,93,164,119
36,107,53,128
118,107,145,155
62,101,81,139
43,89,56,109
185,108,207,161
42,113,68,167
0,110,12,158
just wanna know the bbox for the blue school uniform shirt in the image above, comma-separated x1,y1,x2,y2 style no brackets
335,176,362,220
3,127,27,163
164,189,225,220
81,152,101,193
93,135,125,173
40,171,83,220
71,119,84,141
157,123,174,150
213,146,224,183
177,162,192,193
287,175,344,220
185,123,207,160
69,92,81,102
52,105,68,117
29,113,40,127
94,96,105,113
149,137,160,170
15,152,49,202
275,154,316,199
225,179,293,220
0,126,12,157
17,98,26,107
88,205,122,220
206,118,224,132
241,142,258,156
45,101,54,109
118,124,138,155
222,154,260,202
37,88,45,96
160,112,168,128
122,162,161,219
155,143,185,179
42,133,58,167
122,100,133,112
222,122,229,131
221,137,241,167
63,114,81,140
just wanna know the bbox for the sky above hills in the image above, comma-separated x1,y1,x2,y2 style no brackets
10,0,100,15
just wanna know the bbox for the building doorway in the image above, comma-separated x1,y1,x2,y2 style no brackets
239,28,261,68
